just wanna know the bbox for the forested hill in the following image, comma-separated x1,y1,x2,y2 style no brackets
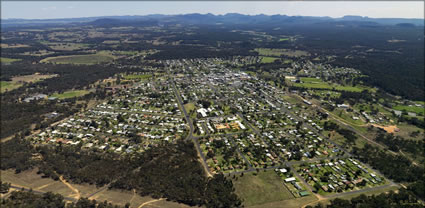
2,14,424,27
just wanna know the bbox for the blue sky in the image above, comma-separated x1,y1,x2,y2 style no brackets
1,1,424,19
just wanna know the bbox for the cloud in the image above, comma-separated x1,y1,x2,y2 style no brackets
67,6,75,9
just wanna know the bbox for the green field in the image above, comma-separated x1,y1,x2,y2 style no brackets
40,41,89,51
0,81,21,92
279,38,289,41
393,105,424,115
261,56,279,63
1,74,57,93
1,57,21,63
51,90,90,99
111,50,140,55
232,170,294,207
283,59,293,64
184,102,196,113
255,48,309,57
123,74,152,80
40,53,115,65
293,77,369,92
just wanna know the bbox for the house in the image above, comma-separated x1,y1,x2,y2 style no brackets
278,168,287,173
284,177,296,183
337,104,349,108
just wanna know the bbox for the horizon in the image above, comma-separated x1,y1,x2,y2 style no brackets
3,13,425,21
1,1,424,20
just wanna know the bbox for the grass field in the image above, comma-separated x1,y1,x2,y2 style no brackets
1,43,30,48
393,105,424,115
0,81,21,92
1,74,57,93
232,170,294,207
293,77,370,93
327,130,367,151
394,123,425,141
52,90,90,99
40,52,116,65
332,109,366,126
1,57,21,63
255,48,309,57
279,38,289,41
260,56,279,63
40,41,89,51
184,103,196,113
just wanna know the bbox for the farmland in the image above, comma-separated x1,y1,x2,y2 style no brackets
1,74,57,93
40,41,90,51
40,52,116,65
393,104,424,115
1,81,22,93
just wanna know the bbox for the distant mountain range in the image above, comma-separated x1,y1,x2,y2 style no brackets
2,13,424,28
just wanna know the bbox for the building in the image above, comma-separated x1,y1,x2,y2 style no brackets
284,177,296,183
197,108,208,117
23,94,48,102
337,104,350,108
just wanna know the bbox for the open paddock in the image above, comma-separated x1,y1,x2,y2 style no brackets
40,53,116,65
1,74,57,93
232,170,295,207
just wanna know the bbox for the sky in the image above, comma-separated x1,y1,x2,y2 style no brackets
1,1,424,20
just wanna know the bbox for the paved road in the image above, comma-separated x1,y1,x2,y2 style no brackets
321,183,397,199
172,80,212,176
171,81,194,140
